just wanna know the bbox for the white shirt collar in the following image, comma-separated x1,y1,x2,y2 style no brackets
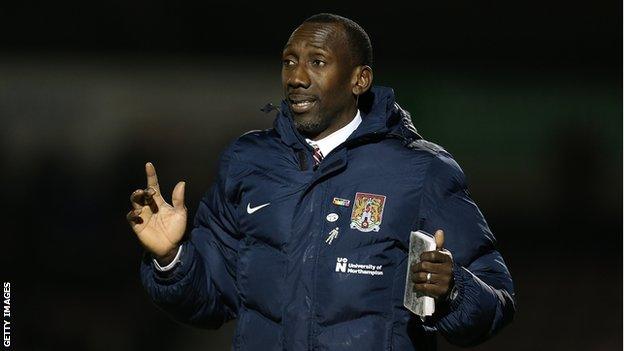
306,110,362,157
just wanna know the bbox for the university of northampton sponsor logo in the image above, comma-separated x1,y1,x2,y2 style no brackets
350,192,386,232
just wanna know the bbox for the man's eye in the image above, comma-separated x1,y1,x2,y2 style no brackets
312,60,326,67
282,59,295,67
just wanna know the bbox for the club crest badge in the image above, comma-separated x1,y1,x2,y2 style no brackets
350,192,386,232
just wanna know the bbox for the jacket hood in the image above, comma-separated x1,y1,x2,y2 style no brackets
272,85,421,149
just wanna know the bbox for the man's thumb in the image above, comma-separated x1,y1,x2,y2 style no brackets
435,229,444,250
172,181,186,210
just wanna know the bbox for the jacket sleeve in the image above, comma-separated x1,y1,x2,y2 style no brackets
417,152,516,347
140,145,242,329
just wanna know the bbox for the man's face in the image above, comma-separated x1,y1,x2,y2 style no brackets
281,22,356,138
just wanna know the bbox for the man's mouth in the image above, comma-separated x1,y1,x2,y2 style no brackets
288,94,317,114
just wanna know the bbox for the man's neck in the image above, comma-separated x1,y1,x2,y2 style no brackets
305,109,362,158
310,105,359,141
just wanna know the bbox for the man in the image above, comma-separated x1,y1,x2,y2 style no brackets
127,13,515,350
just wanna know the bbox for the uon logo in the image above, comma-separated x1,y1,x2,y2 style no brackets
335,257,348,272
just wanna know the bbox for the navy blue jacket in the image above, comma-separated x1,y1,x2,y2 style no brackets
141,86,516,350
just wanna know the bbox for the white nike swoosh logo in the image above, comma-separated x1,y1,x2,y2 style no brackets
247,202,271,214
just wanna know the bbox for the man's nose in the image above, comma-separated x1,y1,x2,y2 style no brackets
287,64,310,89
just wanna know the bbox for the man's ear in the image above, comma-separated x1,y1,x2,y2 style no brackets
352,65,373,96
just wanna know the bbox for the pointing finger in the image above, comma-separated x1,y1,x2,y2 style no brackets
435,229,444,250
145,162,161,193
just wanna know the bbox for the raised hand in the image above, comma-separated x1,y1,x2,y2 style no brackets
127,162,187,264
411,229,455,300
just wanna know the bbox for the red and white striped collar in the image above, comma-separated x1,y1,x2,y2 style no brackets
305,110,362,157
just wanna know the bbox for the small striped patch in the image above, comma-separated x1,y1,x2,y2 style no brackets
332,197,351,207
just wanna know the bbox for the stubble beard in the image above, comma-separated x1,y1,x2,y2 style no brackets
292,109,331,139
294,118,325,137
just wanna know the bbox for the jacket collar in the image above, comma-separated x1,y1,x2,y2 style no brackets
272,85,421,150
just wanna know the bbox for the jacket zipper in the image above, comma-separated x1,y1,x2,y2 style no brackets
307,181,329,350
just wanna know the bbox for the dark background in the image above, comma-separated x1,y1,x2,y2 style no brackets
1,1,621,350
